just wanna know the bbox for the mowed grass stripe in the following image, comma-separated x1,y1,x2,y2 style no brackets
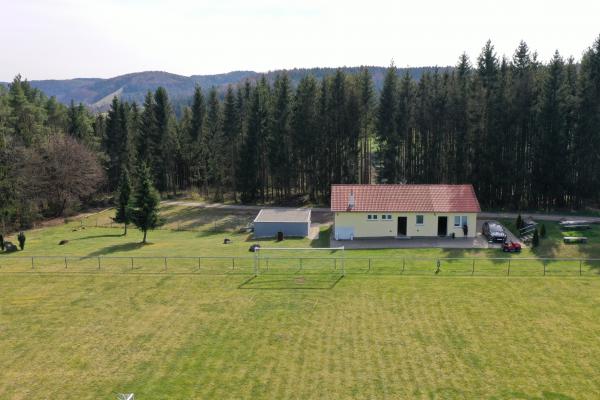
2,274,600,398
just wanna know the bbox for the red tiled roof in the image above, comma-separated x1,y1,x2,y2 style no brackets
331,184,481,213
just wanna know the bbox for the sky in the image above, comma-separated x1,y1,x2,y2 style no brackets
1,0,599,81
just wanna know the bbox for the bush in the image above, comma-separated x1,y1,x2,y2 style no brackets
540,224,546,238
532,228,539,248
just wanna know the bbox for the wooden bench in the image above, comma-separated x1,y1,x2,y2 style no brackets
563,236,588,244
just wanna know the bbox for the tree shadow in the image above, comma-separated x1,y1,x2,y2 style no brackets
86,241,148,257
69,233,124,241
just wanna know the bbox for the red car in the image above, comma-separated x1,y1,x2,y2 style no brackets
502,241,522,252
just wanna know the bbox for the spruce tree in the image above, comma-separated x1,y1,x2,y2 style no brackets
377,63,399,183
131,164,162,244
206,88,224,201
516,214,523,230
531,228,539,248
222,85,239,200
113,168,132,235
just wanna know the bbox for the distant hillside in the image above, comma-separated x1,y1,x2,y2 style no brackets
1,66,450,111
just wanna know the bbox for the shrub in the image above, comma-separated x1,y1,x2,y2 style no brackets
532,228,539,248
540,224,546,238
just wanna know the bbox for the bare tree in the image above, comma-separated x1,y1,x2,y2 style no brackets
20,135,105,216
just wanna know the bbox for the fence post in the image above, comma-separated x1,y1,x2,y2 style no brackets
97,257,101,270
368,258,371,272
471,259,475,276
579,260,582,276
131,257,134,270
64,257,68,269
543,260,546,276
507,259,511,276
198,257,201,271
334,258,337,270
402,258,405,273
164,257,167,271
31,257,34,269
232,257,235,270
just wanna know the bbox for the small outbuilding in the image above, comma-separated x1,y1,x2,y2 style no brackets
253,209,311,238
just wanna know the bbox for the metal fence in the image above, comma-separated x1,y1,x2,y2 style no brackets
0,255,599,277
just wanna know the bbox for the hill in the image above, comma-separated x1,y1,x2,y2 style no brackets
1,66,449,110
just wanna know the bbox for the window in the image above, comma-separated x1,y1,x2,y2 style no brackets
367,214,378,221
416,215,424,225
381,214,392,220
454,216,468,227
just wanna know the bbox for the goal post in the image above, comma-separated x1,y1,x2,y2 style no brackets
253,246,345,276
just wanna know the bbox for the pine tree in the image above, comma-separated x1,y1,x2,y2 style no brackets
222,85,240,200
131,164,162,243
137,91,156,163
531,228,539,248
104,97,124,190
152,87,175,192
356,67,375,184
113,168,132,235
206,88,224,201
291,75,319,199
268,73,292,198
377,63,399,183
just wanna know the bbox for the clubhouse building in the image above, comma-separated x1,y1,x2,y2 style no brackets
331,184,481,240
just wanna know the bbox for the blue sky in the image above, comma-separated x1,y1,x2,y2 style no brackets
1,0,599,80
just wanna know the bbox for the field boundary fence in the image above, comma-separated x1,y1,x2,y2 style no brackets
0,255,599,277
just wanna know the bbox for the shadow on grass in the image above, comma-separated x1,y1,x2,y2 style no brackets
238,274,344,290
70,233,124,241
87,241,148,257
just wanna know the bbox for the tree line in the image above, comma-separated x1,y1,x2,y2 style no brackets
0,36,599,231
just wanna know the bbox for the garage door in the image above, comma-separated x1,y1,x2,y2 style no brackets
335,226,354,240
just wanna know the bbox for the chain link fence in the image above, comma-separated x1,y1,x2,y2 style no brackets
0,255,599,277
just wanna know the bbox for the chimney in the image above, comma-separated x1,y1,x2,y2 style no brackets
348,190,355,210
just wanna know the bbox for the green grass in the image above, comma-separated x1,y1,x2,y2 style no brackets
1,208,600,398
1,274,600,399
1,208,599,276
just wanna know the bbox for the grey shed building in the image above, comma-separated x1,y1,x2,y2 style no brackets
253,209,311,238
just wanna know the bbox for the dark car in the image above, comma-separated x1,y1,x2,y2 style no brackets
482,221,507,243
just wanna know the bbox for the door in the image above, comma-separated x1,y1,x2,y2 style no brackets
437,216,448,236
397,217,407,236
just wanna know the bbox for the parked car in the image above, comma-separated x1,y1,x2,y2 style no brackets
482,221,507,243
502,241,522,252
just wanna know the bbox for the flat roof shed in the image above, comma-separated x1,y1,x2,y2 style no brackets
253,209,311,238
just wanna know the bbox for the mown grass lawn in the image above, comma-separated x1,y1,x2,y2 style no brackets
1,274,600,399
1,207,600,398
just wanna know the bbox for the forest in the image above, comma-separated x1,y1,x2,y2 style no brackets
0,36,599,231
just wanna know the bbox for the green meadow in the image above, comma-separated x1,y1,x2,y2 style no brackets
1,206,600,398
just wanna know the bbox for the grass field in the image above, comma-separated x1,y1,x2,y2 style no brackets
1,206,600,398
2,275,600,399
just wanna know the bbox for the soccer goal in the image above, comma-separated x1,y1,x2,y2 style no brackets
253,246,345,276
